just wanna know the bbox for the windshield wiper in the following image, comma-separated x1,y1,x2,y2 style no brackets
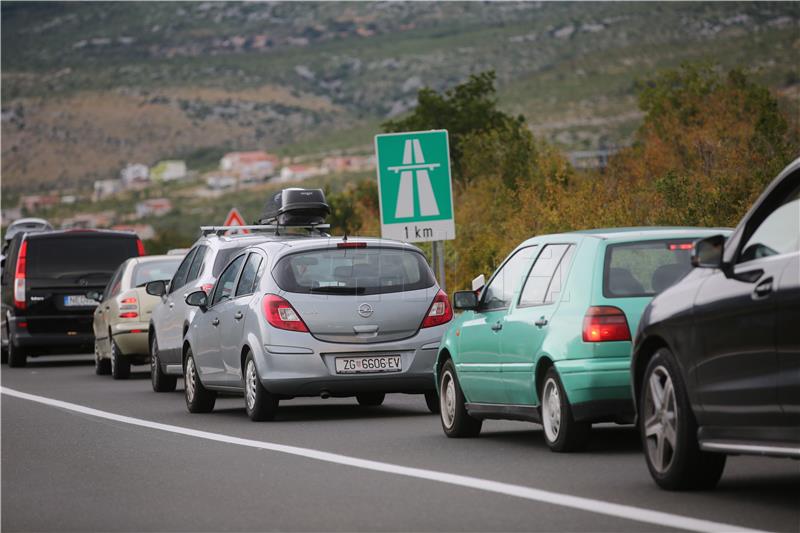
310,286,366,295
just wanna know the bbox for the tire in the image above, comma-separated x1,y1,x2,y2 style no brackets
110,339,130,380
540,367,591,452
150,336,177,393
424,391,440,414
94,341,111,375
184,349,216,413
356,393,386,407
439,360,482,437
1,323,9,364
243,352,278,421
640,348,726,490
7,337,27,368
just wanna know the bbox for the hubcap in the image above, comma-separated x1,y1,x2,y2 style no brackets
110,343,116,373
185,357,196,402
542,378,561,442
245,360,257,411
440,370,457,429
643,365,678,473
150,339,158,384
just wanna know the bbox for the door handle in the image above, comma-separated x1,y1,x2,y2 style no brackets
169,301,175,308
753,278,773,300
234,311,244,320
491,321,503,332
535,316,548,328
212,318,220,326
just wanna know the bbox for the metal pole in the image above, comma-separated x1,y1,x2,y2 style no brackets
435,240,446,292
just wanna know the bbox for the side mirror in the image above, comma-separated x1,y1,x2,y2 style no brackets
145,280,167,297
453,290,479,311
185,290,208,310
691,235,726,269
86,290,103,302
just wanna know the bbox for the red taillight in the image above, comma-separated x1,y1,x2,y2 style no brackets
17,322,28,329
201,283,214,293
421,290,453,328
582,306,631,342
337,242,367,248
130,329,143,334
119,312,139,319
121,297,137,304
262,294,309,332
14,240,28,310
136,239,145,256
668,243,693,251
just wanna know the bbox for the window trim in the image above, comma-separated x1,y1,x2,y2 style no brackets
477,245,538,313
234,251,266,298
516,243,575,309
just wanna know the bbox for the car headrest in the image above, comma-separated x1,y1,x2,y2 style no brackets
608,267,645,296
651,263,691,294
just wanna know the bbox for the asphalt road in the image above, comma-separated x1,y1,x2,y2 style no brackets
2,355,798,532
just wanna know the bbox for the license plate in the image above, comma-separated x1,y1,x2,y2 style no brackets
335,355,402,374
64,295,97,307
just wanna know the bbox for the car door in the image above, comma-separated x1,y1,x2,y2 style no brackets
193,254,246,385
457,246,537,404
502,244,574,405
220,252,265,385
159,247,197,358
694,177,800,429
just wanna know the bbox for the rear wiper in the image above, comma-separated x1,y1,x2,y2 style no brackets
310,286,366,295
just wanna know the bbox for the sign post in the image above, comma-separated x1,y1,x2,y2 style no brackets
375,130,455,290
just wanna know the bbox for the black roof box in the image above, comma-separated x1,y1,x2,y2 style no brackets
259,188,330,226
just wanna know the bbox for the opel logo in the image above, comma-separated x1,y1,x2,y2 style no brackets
357,303,374,318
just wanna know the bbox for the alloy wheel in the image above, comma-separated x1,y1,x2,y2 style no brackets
542,378,561,442
643,365,678,474
245,360,258,411
440,370,456,429
185,357,197,403
150,338,158,386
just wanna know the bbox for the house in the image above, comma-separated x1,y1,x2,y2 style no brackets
111,224,156,240
279,164,328,183
322,155,376,174
93,179,122,201
220,151,279,183
19,194,60,213
120,163,150,187
2,207,22,226
60,211,114,230
206,175,237,191
135,198,173,218
150,160,187,182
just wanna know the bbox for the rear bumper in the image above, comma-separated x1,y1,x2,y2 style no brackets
11,330,93,354
111,322,149,356
555,357,633,422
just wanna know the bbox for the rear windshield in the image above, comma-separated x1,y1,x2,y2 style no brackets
27,235,139,279
603,240,696,298
132,259,182,287
272,247,435,295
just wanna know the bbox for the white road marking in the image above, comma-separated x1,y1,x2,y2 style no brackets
1,386,767,533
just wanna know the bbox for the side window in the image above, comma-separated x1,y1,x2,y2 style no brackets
518,244,571,307
211,254,246,306
235,253,263,297
169,247,198,294
738,183,800,263
104,265,125,300
481,246,538,311
186,245,208,283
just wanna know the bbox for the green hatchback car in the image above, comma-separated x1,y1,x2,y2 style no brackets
435,227,731,452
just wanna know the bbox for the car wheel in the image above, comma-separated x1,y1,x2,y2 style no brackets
356,393,386,406
424,391,440,414
244,352,278,421
1,324,9,365
439,360,482,438
110,339,130,380
640,348,726,490
94,341,111,375
7,337,27,368
540,367,590,452
184,349,216,413
150,336,177,392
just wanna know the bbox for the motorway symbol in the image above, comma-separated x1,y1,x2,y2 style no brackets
223,208,249,234
375,130,455,243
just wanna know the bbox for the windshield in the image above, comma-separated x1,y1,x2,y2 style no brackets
603,239,698,298
132,258,182,287
272,247,435,295
26,235,139,280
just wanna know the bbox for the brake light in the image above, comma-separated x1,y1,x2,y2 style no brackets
262,294,309,332
421,290,453,328
337,242,367,248
201,283,214,293
582,306,631,342
119,312,139,319
121,297,137,304
14,240,28,309
136,239,145,256
17,322,27,329
668,243,693,251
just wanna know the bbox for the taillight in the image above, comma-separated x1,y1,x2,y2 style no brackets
121,297,137,304
136,239,145,256
262,294,309,332
119,312,139,319
337,242,367,248
582,306,631,342
14,240,28,310
421,290,453,328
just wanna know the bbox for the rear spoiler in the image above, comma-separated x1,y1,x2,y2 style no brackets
200,224,330,237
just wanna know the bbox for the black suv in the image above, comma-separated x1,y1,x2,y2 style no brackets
632,158,800,490
1,229,144,367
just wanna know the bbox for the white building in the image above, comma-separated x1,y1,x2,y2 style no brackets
120,164,150,187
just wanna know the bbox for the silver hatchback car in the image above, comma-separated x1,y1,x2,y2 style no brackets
182,236,452,420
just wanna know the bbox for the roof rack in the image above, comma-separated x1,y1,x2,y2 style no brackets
200,224,331,237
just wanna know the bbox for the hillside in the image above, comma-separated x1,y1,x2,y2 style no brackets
2,2,798,200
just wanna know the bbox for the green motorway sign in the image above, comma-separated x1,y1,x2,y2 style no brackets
374,130,455,243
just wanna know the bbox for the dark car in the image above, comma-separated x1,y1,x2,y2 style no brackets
1,229,144,367
631,158,800,490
